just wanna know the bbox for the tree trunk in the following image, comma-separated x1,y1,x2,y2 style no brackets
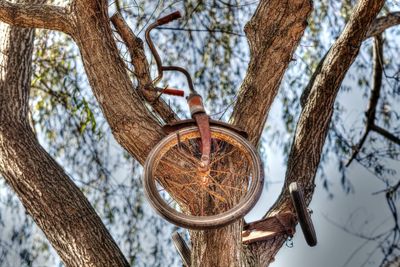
0,0,396,266
190,221,244,267
0,2,129,266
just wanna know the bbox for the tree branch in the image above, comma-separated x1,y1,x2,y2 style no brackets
0,1,72,34
273,0,385,213
256,2,385,260
301,12,400,107
346,35,400,166
0,18,128,266
346,35,383,166
71,1,165,164
230,0,313,145
245,3,387,263
110,13,178,124
367,12,400,37
370,124,400,145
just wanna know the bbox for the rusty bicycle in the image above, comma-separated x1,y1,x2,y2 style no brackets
142,11,264,230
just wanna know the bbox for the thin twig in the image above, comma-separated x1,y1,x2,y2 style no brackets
346,35,383,166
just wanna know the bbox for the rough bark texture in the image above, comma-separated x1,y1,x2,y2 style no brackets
301,12,400,108
190,222,244,267
0,0,72,33
248,1,385,265
0,0,397,266
110,13,178,124
69,0,165,164
231,0,313,145
367,12,400,37
189,1,313,265
0,2,129,266
278,0,386,213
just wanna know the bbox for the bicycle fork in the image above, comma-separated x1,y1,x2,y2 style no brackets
145,11,211,173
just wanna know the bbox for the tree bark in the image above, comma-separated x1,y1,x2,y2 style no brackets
231,0,313,145
68,0,165,164
0,2,129,266
384,256,400,267
0,0,397,266
273,0,385,214
247,1,385,265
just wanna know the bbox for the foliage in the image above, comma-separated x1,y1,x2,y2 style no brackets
0,0,399,266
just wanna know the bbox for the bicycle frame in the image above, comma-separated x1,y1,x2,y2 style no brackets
145,11,211,170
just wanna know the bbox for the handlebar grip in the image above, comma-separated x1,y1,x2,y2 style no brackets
161,88,185,97
157,11,182,26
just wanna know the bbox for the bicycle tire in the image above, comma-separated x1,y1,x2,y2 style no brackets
172,232,191,267
289,182,317,247
143,126,264,229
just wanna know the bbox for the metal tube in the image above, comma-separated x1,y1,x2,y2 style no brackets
144,12,196,94
145,22,164,86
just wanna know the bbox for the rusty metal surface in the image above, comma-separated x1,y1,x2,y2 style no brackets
145,12,196,94
193,113,211,170
143,126,263,229
187,94,206,115
162,119,248,139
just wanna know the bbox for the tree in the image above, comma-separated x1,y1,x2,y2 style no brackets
0,0,399,266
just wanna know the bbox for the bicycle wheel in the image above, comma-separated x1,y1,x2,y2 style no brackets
289,182,317,247
171,232,191,267
143,126,263,229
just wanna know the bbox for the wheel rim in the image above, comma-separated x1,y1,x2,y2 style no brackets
143,126,263,229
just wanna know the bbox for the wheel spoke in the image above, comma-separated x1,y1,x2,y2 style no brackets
207,175,231,198
210,147,239,165
144,126,263,229
160,159,192,172
204,188,227,202
211,169,251,177
212,182,245,192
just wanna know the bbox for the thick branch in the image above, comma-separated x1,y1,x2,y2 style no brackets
70,1,165,164
230,0,313,145
0,123,130,267
0,18,128,266
110,13,178,123
275,0,385,213
254,1,385,264
0,1,72,33
301,12,400,107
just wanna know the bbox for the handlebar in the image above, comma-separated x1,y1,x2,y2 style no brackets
156,87,185,97
157,11,182,26
145,11,196,95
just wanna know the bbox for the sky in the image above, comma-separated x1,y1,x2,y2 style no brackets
0,1,399,267
243,68,399,267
